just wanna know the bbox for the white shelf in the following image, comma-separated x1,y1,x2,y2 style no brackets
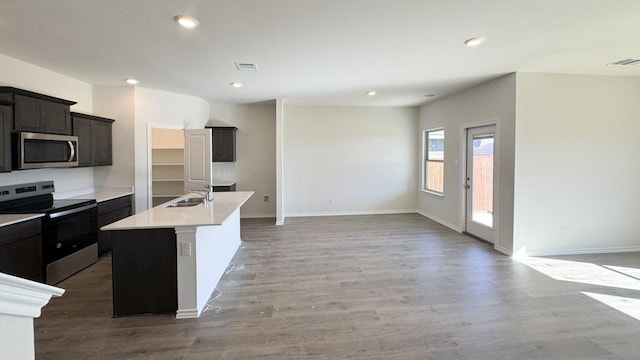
152,178,184,182
152,194,183,198
152,163,184,166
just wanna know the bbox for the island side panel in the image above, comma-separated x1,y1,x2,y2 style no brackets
195,208,242,315
111,228,177,317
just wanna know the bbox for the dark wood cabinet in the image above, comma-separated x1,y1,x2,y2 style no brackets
71,112,114,167
0,218,43,282
213,183,236,192
97,195,132,255
206,126,237,162
0,101,12,172
0,87,76,135
111,228,177,316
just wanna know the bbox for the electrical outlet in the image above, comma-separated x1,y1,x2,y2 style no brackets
263,195,269,202
180,243,191,256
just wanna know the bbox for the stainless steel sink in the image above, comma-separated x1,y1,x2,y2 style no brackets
166,197,206,208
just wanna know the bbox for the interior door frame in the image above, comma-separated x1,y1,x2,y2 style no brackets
459,119,501,246
146,123,184,209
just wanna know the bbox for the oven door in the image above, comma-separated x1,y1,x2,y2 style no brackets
44,203,98,264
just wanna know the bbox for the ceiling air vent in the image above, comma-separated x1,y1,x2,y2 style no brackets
608,58,640,66
235,62,258,71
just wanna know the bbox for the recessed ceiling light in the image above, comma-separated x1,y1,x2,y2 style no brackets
367,90,377,96
464,36,485,47
174,15,199,28
231,82,243,88
125,78,138,85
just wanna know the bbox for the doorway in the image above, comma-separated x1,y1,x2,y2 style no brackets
148,126,185,208
464,125,496,243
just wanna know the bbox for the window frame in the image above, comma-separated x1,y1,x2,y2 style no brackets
422,128,445,196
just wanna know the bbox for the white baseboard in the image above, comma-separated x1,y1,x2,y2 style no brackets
240,213,276,219
415,210,462,233
493,245,513,256
285,209,417,218
525,246,640,257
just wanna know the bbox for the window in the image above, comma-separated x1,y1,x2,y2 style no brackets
424,129,444,194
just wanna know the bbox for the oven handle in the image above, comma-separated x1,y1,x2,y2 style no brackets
68,141,76,162
48,203,96,219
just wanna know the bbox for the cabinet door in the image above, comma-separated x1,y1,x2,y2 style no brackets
43,101,71,135
0,234,43,282
211,127,237,162
14,95,44,133
73,116,93,167
0,104,11,172
92,120,112,166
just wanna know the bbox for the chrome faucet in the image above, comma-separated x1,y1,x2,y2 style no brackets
190,184,213,202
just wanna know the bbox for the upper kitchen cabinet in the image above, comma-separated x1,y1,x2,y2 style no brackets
0,101,13,172
0,87,76,135
71,112,115,167
206,126,237,162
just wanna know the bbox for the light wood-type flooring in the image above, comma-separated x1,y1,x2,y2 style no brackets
35,214,640,359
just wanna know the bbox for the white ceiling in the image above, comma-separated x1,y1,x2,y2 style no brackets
1,0,639,107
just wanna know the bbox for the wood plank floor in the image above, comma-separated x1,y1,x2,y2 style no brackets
34,214,640,359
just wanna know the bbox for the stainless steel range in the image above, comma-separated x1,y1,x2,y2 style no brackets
0,181,97,284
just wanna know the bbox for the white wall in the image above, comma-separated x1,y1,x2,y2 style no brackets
92,86,135,191
209,102,277,218
0,53,94,192
283,105,418,216
133,87,210,212
417,74,516,254
514,73,640,255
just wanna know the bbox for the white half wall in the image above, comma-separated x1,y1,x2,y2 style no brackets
0,53,94,192
514,73,640,255
417,74,516,254
92,86,135,191
209,102,276,218
283,105,418,216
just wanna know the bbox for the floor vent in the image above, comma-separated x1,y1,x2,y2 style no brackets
608,58,640,66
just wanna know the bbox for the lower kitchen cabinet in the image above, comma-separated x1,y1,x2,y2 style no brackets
0,219,43,282
111,228,177,316
97,195,132,255
213,183,236,192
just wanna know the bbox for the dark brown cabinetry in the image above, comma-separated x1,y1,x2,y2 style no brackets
0,87,76,135
111,228,177,316
97,195,132,255
213,183,236,192
0,218,43,282
0,101,12,172
206,126,237,162
71,112,114,167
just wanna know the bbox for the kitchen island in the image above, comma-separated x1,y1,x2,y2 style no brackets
102,191,253,319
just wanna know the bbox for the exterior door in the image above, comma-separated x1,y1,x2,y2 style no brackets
465,125,496,243
184,129,212,193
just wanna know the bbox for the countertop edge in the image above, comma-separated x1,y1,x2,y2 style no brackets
102,191,253,231
0,214,45,228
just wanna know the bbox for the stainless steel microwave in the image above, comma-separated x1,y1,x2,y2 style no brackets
14,132,79,169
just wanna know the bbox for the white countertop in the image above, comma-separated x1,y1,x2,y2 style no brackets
54,187,134,203
66,190,134,203
0,214,44,228
102,191,253,231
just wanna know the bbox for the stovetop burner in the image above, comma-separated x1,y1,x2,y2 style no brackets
0,181,95,215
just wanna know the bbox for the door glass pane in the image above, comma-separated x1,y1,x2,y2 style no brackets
472,136,494,228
